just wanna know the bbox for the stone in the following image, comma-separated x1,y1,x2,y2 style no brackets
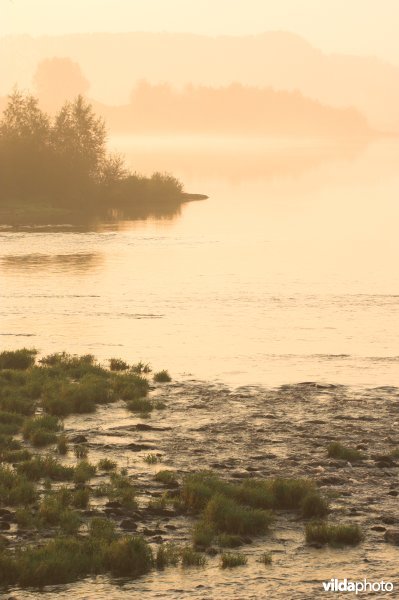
384,530,399,545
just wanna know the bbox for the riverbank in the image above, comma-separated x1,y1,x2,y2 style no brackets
0,351,398,597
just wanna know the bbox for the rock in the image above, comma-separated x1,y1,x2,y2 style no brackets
71,434,87,443
0,509,12,517
206,547,219,556
318,475,345,486
388,490,398,497
384,529,399,545
381,516,396,525
120,519,137,531
105,501,122,508
127,443,155,451
0,521,10,530
371,525,386,532
136,424,171,431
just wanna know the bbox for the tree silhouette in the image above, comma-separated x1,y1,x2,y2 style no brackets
33,58,90,111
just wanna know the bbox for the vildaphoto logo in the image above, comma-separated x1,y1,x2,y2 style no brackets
322,578,394,594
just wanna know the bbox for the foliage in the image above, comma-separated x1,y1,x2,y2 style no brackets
305,521,363,546
327,442,364,462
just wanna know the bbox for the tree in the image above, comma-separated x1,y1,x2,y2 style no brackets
51,96,107,196
33,58,90,111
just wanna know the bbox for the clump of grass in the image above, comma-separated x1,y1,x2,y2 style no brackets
0,411,24,436
301,493,329,519
220,552,247,569
258,552,272,565
305,521,363,546
0,348,37,370
181,547,207,567
327,442,364,462
74,444,89,459
73,461,96,484
17,456,74,482
131,362,151,374
155,542,181,569
98,458,117,471
155,470,178,487
38,495,80,533
43,375,114,416
215,533,243,548
144,453,160,464
192,521,216,548
15,507,35,529
22,413,63,447
204,494,272,535
71,487,90,509
153,370,172,383
181,472,321,514
1,448,32,463
39,352,107,380
390,448,399,458
0,465,36,505
89,517,116,542
113,372,149,401
57,435,68,455
126,397,153,413
109,358,129,371
106,536,154,577
108,472,137,508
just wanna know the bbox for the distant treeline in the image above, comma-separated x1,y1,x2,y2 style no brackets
96,81,371,136
0,91,184,224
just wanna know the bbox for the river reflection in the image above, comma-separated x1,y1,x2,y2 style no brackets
1,252,103,273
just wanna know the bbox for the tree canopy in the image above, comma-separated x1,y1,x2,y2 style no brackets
0,91,183,219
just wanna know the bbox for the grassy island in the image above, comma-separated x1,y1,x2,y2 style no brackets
0,92,205,225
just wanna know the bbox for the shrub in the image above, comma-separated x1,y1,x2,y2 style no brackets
305,522,363,546
220,552,247,568
327,442,364,462
0,348,37,370
153,370,171,383
181,547,206,567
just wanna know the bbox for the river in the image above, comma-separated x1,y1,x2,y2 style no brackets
1,135,398,387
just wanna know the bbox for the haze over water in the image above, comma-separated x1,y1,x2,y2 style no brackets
2,134,398,387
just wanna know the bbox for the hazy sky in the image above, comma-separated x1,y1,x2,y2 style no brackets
1,0,398,65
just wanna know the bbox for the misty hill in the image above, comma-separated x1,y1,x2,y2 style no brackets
0,32,398,130
93,81,370,137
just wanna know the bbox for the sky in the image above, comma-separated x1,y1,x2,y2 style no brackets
0,0,398,65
